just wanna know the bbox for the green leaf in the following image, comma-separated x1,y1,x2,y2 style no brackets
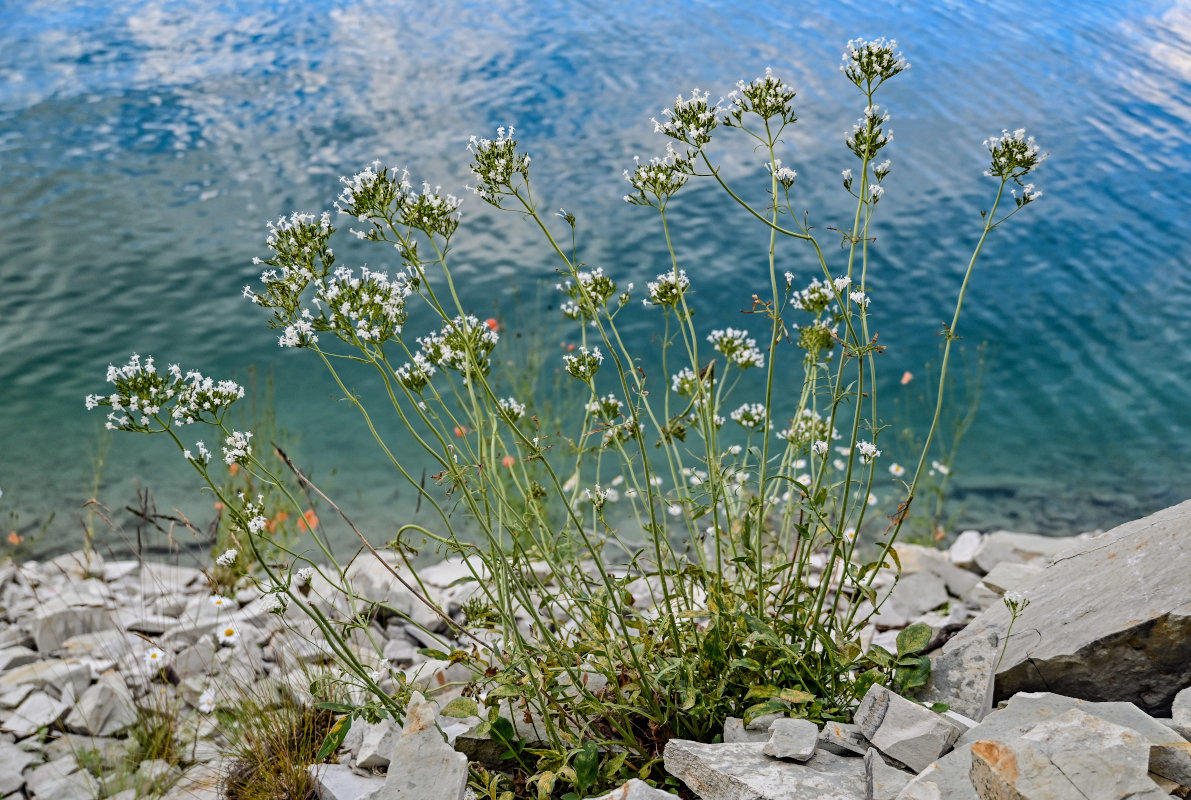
744,685,780,701
572,742,600,794
314,702,354,714
893,655,931,693
779,688,815,705
743,699,789,727
418,647,449,660
315,715,352,762
729,657,762,672
896,623,933,657
865,645,893,668
928,702,951,713
485,685,523,700
440,697,479,719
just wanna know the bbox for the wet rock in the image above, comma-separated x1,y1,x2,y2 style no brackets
854,685,963,773
945,500,1191,715
663,739,866,800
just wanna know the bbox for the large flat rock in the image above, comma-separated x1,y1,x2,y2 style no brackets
927,499,1191,715
663,739,866,800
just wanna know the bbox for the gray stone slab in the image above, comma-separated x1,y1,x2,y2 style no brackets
894,692,1190,800
975,562,1042,597
865,748,913,800
4,691,69,736
308,763,385,800
0,741,37,794
664,739,866,800
588,779,679,799
942,500,1191,716
763,717,818,761
1173,686,1191,740
64,671,137,736
854,685,963,773
375,693,467,800
723,717,770,743
819,721,868,757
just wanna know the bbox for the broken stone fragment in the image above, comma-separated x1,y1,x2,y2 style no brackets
664,739,865,800
723,717,769,743
854,684,963,773
588,778,681,799
819,720,868,757
866,748,913,800
762,717,818,761
375,692,467,800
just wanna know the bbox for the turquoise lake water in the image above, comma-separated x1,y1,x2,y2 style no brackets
2,0,1190,559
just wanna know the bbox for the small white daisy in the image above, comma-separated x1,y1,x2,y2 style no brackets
198,688,216,713
144,647,166,667
208,595,232,610
889,463,905,477
216,623,241,646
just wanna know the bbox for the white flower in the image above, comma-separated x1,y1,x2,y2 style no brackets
812,440,829,456
843,527,857,542
198,688,216,713
849,290,870,308
222,430,253,465
216,549,238,567
855,441,881,464
931,460,950,476
296,567,314,586
144,647,166,667
889,462,905,477
666,503,683,517
209,595,232,610
216,623,241,646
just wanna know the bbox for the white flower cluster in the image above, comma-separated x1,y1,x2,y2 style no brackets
841,38,909,88
623,143,697,205
468,126,531,206
498,397,526,422
395,353,437,393
183,440,213,465
314,265,413,345
730,403,768,431
581,485,612,512
86,355,245,433
670,366,709,397
222,430,254,466
984,128,1045,181
846,104,893,162
790,276,846,314
849,290,870,308
557,266,619,320
725,67,797,123
652,88,719,148
295,567,314,586
766,159,798,190
585,393,623,421
563,346,603,382
707,328,764,369
855,441,881,463
417,315,500,382
778,409,837,451
646,268,690,307
216,548,238,567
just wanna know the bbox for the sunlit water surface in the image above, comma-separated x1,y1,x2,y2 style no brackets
3,0,1190,560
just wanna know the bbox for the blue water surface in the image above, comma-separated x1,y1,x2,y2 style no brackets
2,0,1190,559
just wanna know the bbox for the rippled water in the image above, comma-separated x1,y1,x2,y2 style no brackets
3,0,1190,559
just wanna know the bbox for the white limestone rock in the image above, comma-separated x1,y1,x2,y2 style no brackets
974,562,1042,598
64,671,137,736
967,709,1168,800
941,500,1191,715
587,778,678,799
854,685,963,773
865,748,913,800
308,763,385,800
0,740,38,794
4,690,70,737
819,721,869,757
663,739,866,800
763,717,818,762
1172,686,1191,740
356,718,399,769
723,717,770,744
375,692,468,800
31,605,114,654
895,692,1190,800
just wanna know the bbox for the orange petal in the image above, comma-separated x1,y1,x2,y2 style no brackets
900,371,913,385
